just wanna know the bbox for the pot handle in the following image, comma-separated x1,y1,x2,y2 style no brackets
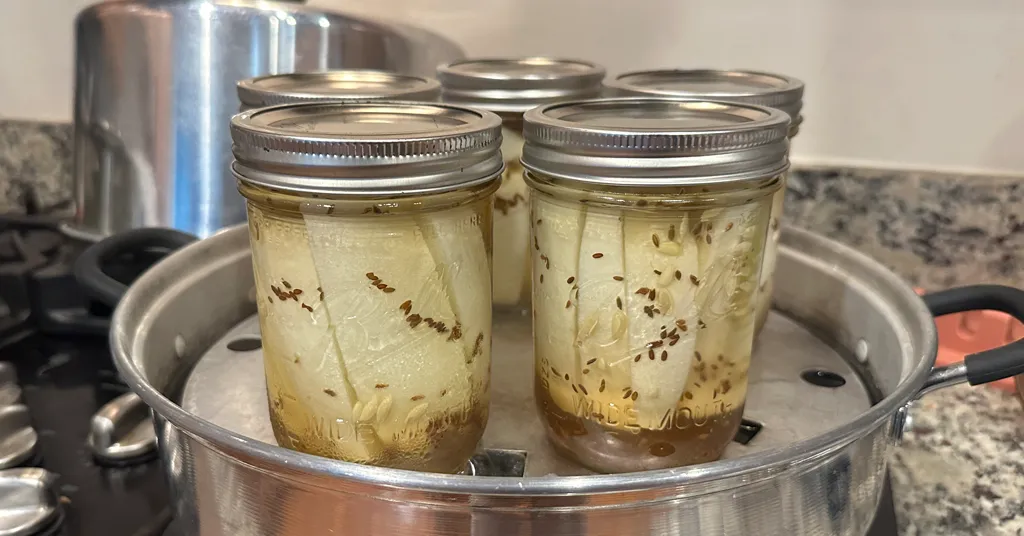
920,285,1024,395
74,227,198,307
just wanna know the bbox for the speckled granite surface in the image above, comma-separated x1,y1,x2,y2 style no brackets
1,118,1023,535
0,119,73,214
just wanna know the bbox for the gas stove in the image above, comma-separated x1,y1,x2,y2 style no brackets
0,213,902,536
0,214,169,536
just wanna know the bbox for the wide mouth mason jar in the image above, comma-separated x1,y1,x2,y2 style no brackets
230,102,503,473
521,97,790,473
606,70,804,337
437,58,605,310
236,70,441,111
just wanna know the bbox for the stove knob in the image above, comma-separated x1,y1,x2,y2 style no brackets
0,404,38,470
0,362,22,407
0,468,62,536
87,392,158,466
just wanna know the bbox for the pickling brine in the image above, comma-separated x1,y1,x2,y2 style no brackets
248,196,492,473
529,186,774,472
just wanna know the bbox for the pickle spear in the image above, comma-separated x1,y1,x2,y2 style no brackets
303,214,475,446
624,217,700,427
248,209,380,461
492,129,530,306
532,197,585,413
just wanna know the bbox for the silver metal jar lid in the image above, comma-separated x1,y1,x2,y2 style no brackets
521,97,791,187
605,69,804,127
230,101,503,196
437,58,605,114
236,70,441,109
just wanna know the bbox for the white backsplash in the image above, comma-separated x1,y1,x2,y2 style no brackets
3,0,1022,174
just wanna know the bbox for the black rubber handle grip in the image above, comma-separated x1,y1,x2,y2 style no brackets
74,228,197,307
923,284,1024,385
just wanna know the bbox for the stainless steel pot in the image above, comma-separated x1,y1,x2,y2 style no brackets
110,224,1024,536
65,0,464,242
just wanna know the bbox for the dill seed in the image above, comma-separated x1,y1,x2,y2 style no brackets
407,314,422,328
587,358,597,365
376,383,389,389
660,329,668,339
365,273,377,281
648,349,655,360
540,274,544,284
675,319,687,330
551,367,559,375
376,282,388,290
599,379,606,392
637,287,650,295
652,234,660,247
698,319,707,329
631,391,639,401
706,234,712,245
564,373,570,381
592,252,604,259
616,297,623,309
653,270,662,275
572,384,578,393
579,384,589,395
726,222,734,231
668,225,676,240
583,368,590,374
282,280,292,289
649,289,656,301
537,219,543,225
689,274,699,285
721,379,732,394
293,289,303,296
623,390,633,399
713,389,719,399
541,254,550,269
534,236,540,250
675,270,682,280
323,388,336,397
301,303,313,312
649,340,664,348
653,308,661,314
695,351,702,361
634,354,642,363
669,337,679,346
613,275,624,281
267,296,273,304
565,300,572,309
567,276,575,284
694,382,702,388
661,351,668,361
383,287,395,293
441,389,448,397
400,300,412,313
684,391,693,400
411,395,425,401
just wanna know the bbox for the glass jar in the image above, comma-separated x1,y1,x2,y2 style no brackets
522,98,790,473
230,102,503,473
236,70,441,111
606,70,805,336
437,58,605,309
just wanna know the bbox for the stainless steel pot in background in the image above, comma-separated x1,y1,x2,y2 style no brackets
65,0,465,242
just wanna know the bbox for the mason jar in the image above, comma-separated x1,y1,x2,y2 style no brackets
230,102,503,473
522,98,790,473
236,70,441,111
437,58,605,310
606,70,804,336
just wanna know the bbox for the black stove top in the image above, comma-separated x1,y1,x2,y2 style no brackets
0,214,901,536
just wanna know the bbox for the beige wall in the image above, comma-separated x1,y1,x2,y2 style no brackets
3,0,1023,174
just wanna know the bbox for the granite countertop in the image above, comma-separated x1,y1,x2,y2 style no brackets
893,384,1024,535
2,119,1024,535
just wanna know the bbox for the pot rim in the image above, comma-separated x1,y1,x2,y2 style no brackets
111,225,937,497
